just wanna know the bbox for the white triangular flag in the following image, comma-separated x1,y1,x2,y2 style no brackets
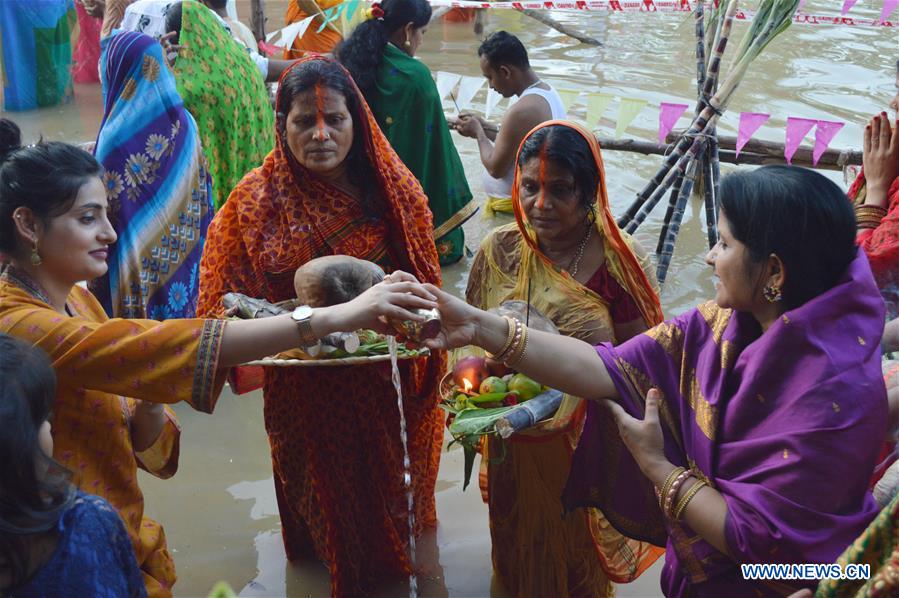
435,71,462,102
555,89,580,116
615,97,647,137
585,93,614,126
277,16,315,48
485,88,504,120
456,76,485,112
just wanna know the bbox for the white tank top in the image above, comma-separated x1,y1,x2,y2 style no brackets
482,84,568,199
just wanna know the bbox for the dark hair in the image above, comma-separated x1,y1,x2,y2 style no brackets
477,31,529,70
276,60,382,218
0,119,103,255
205,0,228,9
165,2,183,44
336,0,432,93
517,125,599,211
0,334,73,592
719,165,856,310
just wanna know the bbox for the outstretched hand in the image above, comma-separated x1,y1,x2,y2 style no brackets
418,284,482,351
602,388,670,484
331,270,437,334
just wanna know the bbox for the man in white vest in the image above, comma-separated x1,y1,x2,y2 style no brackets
452,31,567,205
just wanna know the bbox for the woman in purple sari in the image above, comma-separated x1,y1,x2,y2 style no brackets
413,165,888,596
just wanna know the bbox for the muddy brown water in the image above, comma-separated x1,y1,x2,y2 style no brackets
3,1,895,595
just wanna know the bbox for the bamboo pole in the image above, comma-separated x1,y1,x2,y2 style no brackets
251,0,267,41
596,135,861,170
518,9,603,45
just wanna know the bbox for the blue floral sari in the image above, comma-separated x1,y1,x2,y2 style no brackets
90,31,213,320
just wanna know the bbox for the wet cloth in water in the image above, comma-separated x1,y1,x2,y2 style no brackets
197,56,445,598
0,266,228,598
172,0,274,210
366,42,477,265
564,249,888,597
89,31,214,320
12,492,147,598
0,0,75,111
465,120,663,597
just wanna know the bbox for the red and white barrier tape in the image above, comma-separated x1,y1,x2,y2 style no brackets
424,0,897,27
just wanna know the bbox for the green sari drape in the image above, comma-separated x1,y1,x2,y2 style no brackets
367,43,477,265
174,1,274,210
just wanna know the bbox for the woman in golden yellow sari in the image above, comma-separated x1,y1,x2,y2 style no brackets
0,119,436,598
465,121,665,596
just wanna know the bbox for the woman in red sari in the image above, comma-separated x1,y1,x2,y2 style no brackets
849,59,899,314
196,57,445,597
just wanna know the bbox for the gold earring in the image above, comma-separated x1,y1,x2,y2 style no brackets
403,39,412,48
30,243,42,266
763,285,782,303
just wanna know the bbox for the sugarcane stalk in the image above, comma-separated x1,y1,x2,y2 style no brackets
702,144,719,249
657,160,700,283
656,172,687,254
619,0,738,229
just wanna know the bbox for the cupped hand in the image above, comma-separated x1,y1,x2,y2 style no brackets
454,115,483,139
331,273,437,333
160,32,185,69
419,284,482,351
602,388,670,484
863,113,899,203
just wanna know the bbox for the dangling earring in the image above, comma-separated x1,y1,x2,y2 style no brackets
763,284,782,303
30,242,42,266
403,38,412,49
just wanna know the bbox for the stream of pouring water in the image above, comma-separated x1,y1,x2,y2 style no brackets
388,335,418,596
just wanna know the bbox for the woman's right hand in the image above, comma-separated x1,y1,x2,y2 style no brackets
862,113,899,208
323,273,438,334
419,284,485,351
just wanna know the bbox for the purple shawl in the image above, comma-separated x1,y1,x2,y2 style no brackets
563,249,887,596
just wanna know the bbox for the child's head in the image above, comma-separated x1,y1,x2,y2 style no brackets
0,334,73,588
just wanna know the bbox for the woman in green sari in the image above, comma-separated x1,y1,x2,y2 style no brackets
338,0,477,265
164,1,274,210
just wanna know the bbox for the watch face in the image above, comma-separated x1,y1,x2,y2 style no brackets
292,305,314,321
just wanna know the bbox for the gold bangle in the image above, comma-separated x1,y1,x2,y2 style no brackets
487,316,517,360
673,479,707,521
664,471,692,518
855,204,887,216
657,466,686,510
495,319,522,363
504,323,529,367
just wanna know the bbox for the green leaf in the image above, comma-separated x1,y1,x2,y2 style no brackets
448,406,515,437
462,444,477,491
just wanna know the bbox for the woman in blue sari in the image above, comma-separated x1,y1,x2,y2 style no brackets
89,30,214,319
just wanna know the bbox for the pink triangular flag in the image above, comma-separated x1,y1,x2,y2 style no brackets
881,0,899,21
658,102,689,145
813,120,845,165
841,0,859,15
784,117,818,164
735,112,770,157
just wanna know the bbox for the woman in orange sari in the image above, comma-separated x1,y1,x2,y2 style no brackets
283,0,343,57
0,119,434,598
196,57,445,597
465,121,664,596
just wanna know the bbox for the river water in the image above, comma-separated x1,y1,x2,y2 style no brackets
4,1,895,595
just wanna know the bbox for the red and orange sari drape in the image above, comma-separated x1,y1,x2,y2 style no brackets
197,57,444,597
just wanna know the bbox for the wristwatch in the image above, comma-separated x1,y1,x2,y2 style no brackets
291,305,318,347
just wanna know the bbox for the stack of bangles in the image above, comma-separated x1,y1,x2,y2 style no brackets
487,316,529,368
656,466,708,522
855,204,887,230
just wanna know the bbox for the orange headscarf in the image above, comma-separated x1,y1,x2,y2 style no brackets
511,120,664,327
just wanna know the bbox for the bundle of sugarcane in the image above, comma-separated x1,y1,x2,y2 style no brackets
618,0,801,282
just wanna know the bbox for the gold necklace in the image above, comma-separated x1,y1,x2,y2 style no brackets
567,225,593,276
